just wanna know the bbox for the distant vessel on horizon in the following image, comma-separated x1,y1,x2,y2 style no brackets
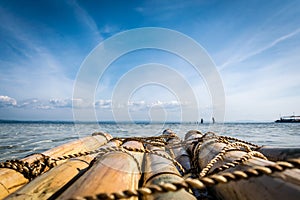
275,115,300,123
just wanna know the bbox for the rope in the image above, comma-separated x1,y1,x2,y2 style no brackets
186,131,263,178
110,135,175,147
91,146,142,174
199,142,262,177
0,154,56,180
92,132,111,142
211,151,268,174
218,135,260,148
3,130,297,200
0,138,184,180
122,146,185,175
69,158,300,200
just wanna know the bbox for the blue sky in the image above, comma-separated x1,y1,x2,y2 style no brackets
0,0,299,122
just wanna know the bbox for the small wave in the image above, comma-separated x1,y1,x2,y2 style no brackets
0,145,15,150
30,140,53,145
52,136,78,143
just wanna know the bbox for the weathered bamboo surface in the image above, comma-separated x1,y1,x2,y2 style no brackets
2,129,300,200
184,130,203,154
257,147,300,161
5,158,91,200
142,143,196,200
0,132,111,199
57,140,144,200
163,129,192,174
4,136,116,200
185,131,300,200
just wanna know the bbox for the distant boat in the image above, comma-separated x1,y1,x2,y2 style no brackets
275,115,300,123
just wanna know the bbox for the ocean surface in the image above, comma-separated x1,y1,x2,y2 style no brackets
0,121,299,162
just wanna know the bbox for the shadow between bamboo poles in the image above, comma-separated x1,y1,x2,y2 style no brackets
56,140,144,200
185,131,300,200
142,142,196,200
0,133,111,199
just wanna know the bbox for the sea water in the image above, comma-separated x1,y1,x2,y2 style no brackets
0,121,299,162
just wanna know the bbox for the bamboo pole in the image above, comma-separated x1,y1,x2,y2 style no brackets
4,136,118,200
257,147,300,161
0,132,111,199
184,130,204,155
162,129,191,174
163,129,208,199
185,131,300,200
142,143,196,200
5,159,91,200
57,140,144,200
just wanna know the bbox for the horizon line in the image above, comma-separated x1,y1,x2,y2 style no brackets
0,119,275,123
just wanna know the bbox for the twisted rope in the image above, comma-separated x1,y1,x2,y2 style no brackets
92,146,142,174
211,151,268,174
69,158,300,200
111,135,176,147
0,154,56,180
123,146,185,175
0,141,185,180
199,142,255,177
218,135,260,148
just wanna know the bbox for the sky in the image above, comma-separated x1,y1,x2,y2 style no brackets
0,0,299,122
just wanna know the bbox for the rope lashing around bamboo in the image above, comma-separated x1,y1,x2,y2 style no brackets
92,132,112,142
69,158,300,200
199,141,266,177
0,146,140,178
53,145,185,175
122,146,185,175
0,144,185,179
92,146,143,174
190,133,260,151
211,151,268,174
0,146,127,180
0,133,263,181
186,132,264,177
0,154,56,180
218,135,260,148
110,135,175,146
89,146,185,175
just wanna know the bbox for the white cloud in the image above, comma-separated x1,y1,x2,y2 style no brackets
36,105,52,110
49,98,94,109
148,100,182,109
127,100,187,112
0,96,17,107
94,99,185,111
94,99,112,109
18,99,39,108
49,98,72,108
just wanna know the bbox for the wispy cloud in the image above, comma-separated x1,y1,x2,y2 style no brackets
0,6,74,99
219,28,300,70
68,0,102,43
222,51,300,121
18,99,39,108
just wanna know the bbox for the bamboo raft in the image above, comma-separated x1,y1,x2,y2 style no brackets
0,130,299,200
